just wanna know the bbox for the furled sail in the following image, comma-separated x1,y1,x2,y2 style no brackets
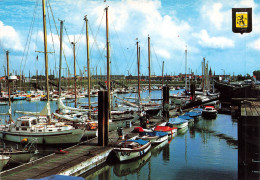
57,98,92,112
52,112,84,122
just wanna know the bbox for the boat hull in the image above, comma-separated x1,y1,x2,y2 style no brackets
0,155,10,171
2,129,84,144
138,134,168,144
5,152,32,164
168,121,188,129
114,143,151,162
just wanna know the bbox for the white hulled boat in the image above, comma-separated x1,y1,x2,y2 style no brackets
113,139,151,162
2,115,83,144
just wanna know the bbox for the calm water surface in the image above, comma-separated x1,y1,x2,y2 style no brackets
0,90,238,179
81,113,237,180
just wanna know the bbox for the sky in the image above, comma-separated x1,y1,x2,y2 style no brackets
0,0,259,77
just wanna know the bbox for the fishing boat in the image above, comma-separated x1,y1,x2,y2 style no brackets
167,117,188,129
113,139,151,162
0,155,10,171
202,106,217,119
137,131,168,144
178,115,194,123
184,111,201,121
26,94,41,101
153,124,177,135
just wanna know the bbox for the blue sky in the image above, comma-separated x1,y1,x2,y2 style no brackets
0,0,259,77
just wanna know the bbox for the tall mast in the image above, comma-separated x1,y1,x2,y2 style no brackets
42,0,51,121
201,60,204,90
137,40,140,103
6,51,12,121
162,61,164,88
84,15,91,120
148,35,151,97
203,57,206,90
72,42,77,108
105,7,110,114
185,46,187,90
58,20,63,97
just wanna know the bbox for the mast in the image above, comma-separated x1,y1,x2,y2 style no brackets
105,7,110,115
148,35,151,97
202,60,204,90
72,41,77,108
58,20,64,97
185,46,187,90
42,0,51,120
162,61,164,88
6,51,12,121
137,40,140,103
84,15,91,120
203,57,206,90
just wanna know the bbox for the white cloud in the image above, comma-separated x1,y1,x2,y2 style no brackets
155,49,170,59
202,3,224,30
193,29,234,48
249,37,260,50
57,0,194,60
236,0,257,9
0,21,23,51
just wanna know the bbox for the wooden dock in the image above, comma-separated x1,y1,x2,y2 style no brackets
0,117,165,179
238,100,260,180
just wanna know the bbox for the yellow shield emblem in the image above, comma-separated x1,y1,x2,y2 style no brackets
236,12,248,28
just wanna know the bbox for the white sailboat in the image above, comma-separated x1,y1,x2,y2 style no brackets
2,0,84,145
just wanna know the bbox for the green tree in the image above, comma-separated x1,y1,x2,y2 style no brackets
253,70,260,80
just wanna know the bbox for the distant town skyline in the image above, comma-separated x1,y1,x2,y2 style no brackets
0,0,259,77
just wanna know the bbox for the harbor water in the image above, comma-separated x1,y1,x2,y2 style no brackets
0,90,238,179
81,114,237,180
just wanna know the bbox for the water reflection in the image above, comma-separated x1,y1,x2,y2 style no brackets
151,140,168,157
81,164,111,180
113,151,151,177
177,126,189,135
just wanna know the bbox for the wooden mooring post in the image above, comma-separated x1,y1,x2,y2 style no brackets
98,90,109,146
163,86,169,118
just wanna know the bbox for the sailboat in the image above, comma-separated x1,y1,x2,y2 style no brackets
115,36,161,117
1,0,84,145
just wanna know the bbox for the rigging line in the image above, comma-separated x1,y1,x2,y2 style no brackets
90,10,105,54
128,45,136,75
21,0,39,73
46,2,57,73
88,12,106,69
74,21,86,75
140,48,148,75
111,23,128,65
47,0,70,76
151,44,162,73
89,24,105,69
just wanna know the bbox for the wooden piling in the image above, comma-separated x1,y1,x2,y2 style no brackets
98,90,109,146
163,86,169,118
